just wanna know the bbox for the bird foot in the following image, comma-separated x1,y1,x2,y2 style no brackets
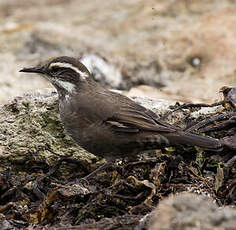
80,162,112,181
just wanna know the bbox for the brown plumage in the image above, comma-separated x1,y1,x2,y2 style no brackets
20,56,223,164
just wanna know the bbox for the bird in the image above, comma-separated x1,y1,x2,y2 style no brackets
20,56,223,178
220,86,236,109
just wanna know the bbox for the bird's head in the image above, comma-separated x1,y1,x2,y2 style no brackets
20,56,91,95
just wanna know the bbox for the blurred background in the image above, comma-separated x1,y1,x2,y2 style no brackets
1,0,236,104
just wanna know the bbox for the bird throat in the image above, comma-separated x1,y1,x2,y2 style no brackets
52,79,75,100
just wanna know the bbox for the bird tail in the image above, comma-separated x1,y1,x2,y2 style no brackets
164,131,223,151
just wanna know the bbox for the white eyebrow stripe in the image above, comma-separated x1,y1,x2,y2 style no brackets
49,62,89,79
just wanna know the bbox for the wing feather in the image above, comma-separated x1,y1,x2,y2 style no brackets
105,104,176,133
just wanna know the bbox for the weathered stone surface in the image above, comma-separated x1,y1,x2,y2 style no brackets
148,193,236,230
0,89,174,172
0,89,97,173
0,88,222,173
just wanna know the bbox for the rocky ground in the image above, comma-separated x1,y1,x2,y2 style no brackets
0,0,236,229
1,0,236,103
0,89,235,229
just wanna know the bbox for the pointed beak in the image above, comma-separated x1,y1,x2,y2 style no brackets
19,66,44,74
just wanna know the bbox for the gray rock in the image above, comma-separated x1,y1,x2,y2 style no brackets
0,89,220,173
148,192,236,230
81,54,123,88
0,219,13,230
0,88,97,173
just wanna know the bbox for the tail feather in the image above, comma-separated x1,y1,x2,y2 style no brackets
164,131,222,150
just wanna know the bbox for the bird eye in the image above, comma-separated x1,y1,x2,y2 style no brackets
51,66,60,72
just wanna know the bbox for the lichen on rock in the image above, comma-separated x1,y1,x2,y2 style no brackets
0,88,97,174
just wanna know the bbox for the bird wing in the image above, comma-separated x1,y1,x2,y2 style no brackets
105,104,177,133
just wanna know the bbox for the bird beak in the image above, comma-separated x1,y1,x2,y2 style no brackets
19,66,44,74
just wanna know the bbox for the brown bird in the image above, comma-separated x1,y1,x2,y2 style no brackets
20,56,223,178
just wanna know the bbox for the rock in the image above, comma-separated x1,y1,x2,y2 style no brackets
0,219,13,230
0,88,97,174
0,89,187,172
80,54,123,89
148,192,236,230
0,89,224,173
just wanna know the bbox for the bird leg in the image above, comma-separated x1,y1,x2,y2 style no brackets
81,161,113,181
